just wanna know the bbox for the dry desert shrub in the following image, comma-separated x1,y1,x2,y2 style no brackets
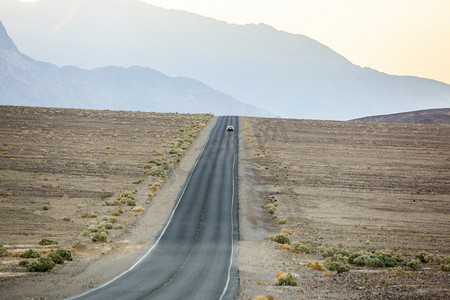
307,260,325,271
253,295,277,300
275,271,287,279
387,266,405,278
278,244,291,250
281,228,293,236
132,206,145,212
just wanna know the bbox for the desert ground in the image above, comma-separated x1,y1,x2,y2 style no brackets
238,116,449,299
1,106,449,299
0,105,213,298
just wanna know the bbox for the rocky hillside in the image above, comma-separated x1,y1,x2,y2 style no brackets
0,21,271,116
353,108,450,125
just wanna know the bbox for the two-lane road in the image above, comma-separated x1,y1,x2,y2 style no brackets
71,116,239,300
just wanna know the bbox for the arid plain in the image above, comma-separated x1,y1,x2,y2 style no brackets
238,116,449,299
0,105,214,298
0,106,449,299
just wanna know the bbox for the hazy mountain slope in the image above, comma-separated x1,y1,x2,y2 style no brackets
353,108,450,125
1,0,449,120
0,21,271,116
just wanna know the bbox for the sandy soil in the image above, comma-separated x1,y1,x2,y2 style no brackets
0,105,215,299
238,117,449,300
1,106,449,300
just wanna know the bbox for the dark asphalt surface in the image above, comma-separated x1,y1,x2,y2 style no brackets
70,116,239,300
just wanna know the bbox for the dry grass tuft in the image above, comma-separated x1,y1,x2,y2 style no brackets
253,296,277,300
276,271,288,279
281,228,293,236
278,244,291,250
307,260,325,271
131,206,145,212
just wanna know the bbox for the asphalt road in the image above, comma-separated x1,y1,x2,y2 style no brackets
70,116,239,300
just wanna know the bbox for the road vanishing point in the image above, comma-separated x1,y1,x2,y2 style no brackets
69,116,239,300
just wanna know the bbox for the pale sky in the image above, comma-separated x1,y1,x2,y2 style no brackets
20,0,450,84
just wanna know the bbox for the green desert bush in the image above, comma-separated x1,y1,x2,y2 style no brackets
392,252,406,264
20,249,40,259
116,192,136,206
375,252,397,267
107,216,118,223
39,238,58,246
55,248,73,261
92,232,108,242
270,234,290,244
267,204,276,215
440,256,450,271
27,257,55,272
111,209,123,216
19,260,30,267
291,242,313,254
440,263,450,271
415,250,436,263
145,166,165,177
152,160,169,170
406,259,422,270
103,222,113,230
0,245,8,257
275,273,297,286
353,255,385,268
348,250,371,264
48,252,64,264
350,251,397,268
321,245,350,258
387,266,405,278
325,254,350,272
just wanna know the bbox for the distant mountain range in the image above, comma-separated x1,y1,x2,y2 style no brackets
0,21,270,116
353,108,450,125
0,0,449,120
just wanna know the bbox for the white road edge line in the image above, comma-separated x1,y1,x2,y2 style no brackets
219,140,237,300
67,118,216,300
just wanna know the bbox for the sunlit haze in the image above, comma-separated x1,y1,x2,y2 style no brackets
16,0,450,84
139,0,450,84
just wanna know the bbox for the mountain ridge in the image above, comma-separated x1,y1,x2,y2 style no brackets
353,108,450,125
0,0,449,119
0,20,272,116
